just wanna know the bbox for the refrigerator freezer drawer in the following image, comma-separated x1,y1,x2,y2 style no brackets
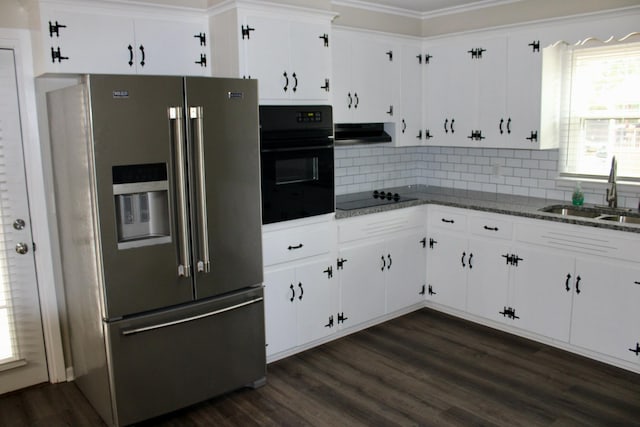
105,287,265,426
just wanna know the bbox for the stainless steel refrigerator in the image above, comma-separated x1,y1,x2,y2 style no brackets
46,75,265,426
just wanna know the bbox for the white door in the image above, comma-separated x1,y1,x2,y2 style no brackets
0,49,48,394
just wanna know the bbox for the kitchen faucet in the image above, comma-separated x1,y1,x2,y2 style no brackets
606,156,617,208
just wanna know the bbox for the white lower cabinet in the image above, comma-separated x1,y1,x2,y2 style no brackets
337,207,427,330
264,257,336,357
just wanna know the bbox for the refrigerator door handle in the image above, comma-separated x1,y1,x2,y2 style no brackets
190,106,210,273
169,106,191,277
121,297,264,336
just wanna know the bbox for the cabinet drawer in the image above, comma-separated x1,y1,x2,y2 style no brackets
263,222,332,266
338,206,426,243
469,214,513,240
428,207,467,232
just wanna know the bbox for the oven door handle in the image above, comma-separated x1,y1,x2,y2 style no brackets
260,144,333,153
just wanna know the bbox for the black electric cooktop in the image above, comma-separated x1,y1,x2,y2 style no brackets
336,190,417,211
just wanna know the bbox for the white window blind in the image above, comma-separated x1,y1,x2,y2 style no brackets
558,37,640,180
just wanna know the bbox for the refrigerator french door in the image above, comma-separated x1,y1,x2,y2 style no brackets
47,75,265,426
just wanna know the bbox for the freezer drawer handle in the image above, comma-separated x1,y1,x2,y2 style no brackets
190,106,210,273
121,297,264,336
169,106,191,277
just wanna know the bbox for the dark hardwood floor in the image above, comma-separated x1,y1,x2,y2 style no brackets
2,308,639,426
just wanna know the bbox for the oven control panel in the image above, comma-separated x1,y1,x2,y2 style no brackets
296,111,323,123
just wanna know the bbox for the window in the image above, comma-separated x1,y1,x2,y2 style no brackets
558,39,640,181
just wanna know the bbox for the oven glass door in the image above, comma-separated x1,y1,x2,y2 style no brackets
261,145,334,224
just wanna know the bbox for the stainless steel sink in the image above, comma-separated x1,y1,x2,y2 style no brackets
540,204,639,224
598,215,640,225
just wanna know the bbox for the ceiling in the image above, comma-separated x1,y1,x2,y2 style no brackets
337,0,517,15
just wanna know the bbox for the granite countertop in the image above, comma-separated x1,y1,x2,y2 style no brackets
335,185,640,234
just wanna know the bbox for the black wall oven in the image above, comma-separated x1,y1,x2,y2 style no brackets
260,105,334,224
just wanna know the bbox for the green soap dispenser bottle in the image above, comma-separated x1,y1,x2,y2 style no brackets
572,182,584,206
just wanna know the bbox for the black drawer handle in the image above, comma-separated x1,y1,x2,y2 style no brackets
441,218,455,224
484,225,498,231
289,284,295,302
288,244,303,250
298,282,303,300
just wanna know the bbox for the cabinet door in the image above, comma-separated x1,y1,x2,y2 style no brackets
351,37,395,123
241,14,290,101
396,43,423,146
133,19,208,76
331,31,353,122
338,239,386,328
466,238,511,323
425,231,468,311
289,21,331,102
385,229,427,313
571,259,640,363
476,36,508,147
263,268,297,357
510,246,574,341
41,9,134,74
295,259,336,346
506,31,545,149
423,41,472,146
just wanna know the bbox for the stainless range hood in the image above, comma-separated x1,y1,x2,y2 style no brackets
334,123,392,145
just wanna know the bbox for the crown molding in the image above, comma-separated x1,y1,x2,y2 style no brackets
332,0,524,19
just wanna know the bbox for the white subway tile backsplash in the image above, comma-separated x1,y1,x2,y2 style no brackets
334,145,639,204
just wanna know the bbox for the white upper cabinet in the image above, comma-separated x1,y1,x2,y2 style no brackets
239,13,332,102
332,29,396,123
394,40,424,146
36,1,209,76
210,5,334,104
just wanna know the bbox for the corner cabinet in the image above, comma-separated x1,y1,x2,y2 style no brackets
337,207,427,329
209,4,335,104
35,1,209,76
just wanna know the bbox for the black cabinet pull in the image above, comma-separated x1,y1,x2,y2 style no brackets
194,32,206,46
575,276,582,294
635,281,640,285
283,71,289,92
139,45,145,67
450,119,455,133
441,218,454,224
354,93,359,108
292,72,298,92
127,45,134,66
507,118,512,134
402,119,406,133
321,78,330,92
347,92,353,109
444,119,449,133
499,118,504,134
298,282,303,300
468,253,473,269
287,243,303,250
461,251,466,268
381,255,386,271
484,225,499,231
48,20,67,38
289,284,295,302
565,273,572,292
387,254,392,270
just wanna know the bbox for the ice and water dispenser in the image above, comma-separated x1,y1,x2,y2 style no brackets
113,163,171,249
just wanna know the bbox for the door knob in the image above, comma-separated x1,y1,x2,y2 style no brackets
13,219,25,230
16,242,29,255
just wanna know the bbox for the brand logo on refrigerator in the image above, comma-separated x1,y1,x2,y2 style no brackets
113,90,129,99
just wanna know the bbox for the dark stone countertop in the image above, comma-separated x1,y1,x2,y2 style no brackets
335,185,640,234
